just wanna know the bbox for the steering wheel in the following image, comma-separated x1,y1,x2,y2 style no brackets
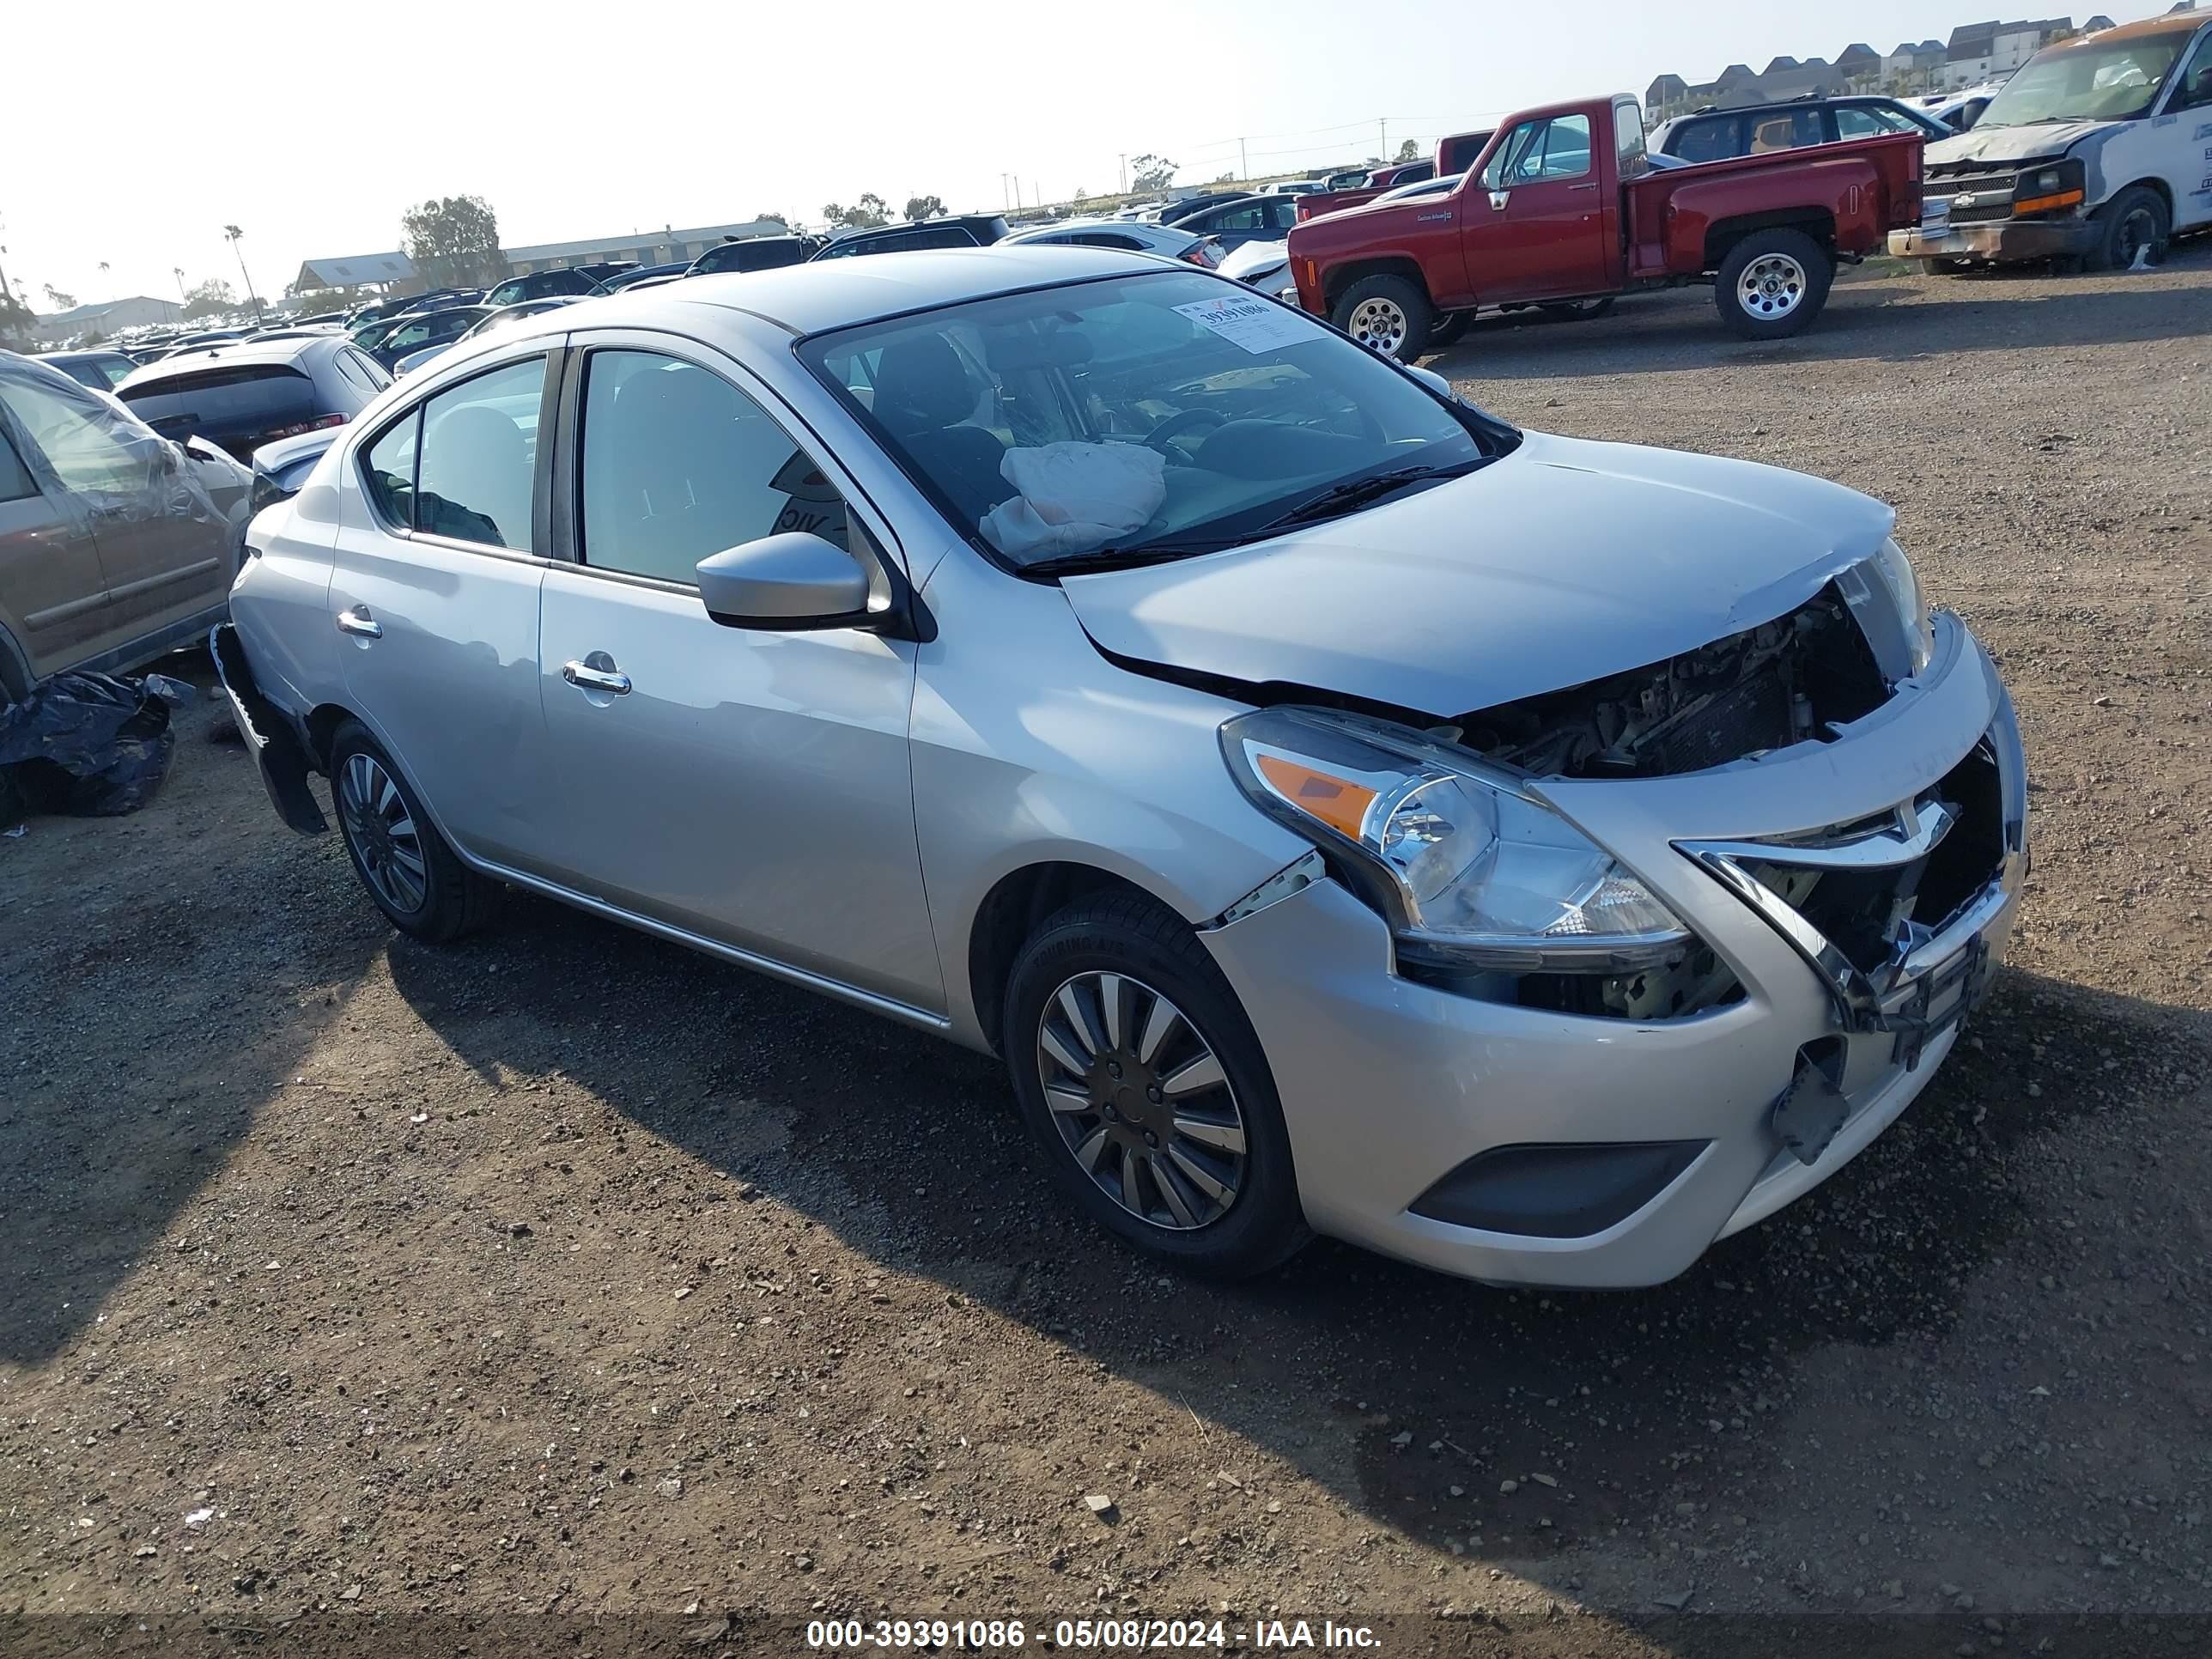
1145,408,1228,455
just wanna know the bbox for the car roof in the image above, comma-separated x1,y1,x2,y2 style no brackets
118,333,343,386
491,246,1179,342
2055,9,2205,46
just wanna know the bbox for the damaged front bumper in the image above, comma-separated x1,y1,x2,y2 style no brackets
1887,218,2099,263
210,623,326,836
1200,612,2025,1288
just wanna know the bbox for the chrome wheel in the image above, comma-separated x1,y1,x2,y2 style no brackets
1736,252,1807,320
1036,972,1246,1231
337,751,428,915
1345,295,1409,355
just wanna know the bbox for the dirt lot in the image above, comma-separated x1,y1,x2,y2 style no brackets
3,252,2209,1656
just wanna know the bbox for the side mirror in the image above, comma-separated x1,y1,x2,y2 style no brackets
1404,363,1455,399
696,532,872,630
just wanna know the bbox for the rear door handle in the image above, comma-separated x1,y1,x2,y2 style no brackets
562,656,632,696
336,605,381,639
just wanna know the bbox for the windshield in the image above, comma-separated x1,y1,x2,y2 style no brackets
1976,33,2189,126
799,270,1509,569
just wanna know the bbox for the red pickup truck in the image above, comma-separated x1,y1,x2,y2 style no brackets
1287,93,1924,356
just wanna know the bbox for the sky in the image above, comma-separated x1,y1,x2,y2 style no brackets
3,0,2177,314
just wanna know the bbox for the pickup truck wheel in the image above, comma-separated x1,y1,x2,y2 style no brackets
1715,230,1832,340
1918,257,1973,276
1333,275,1431,361
329,720,494,944
2082,185,2168,273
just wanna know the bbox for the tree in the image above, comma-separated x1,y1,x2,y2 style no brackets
402,195,505,289
1214,170,1236,184
822,195,890,229
1129,154,1177,191
0,291,37,351
41,284,77,313
181,277,237,320
1073,187,1088,203
1394,137,1419,163
903,193,946,222
753,210,788,227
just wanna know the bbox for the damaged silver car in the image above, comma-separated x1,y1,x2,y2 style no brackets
216,249,2025,1286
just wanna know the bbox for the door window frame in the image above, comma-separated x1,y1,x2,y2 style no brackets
352,344,564,565
546,326,918,623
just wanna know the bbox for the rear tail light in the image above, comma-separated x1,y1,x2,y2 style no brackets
264,411,348,441
1296,200,1315,222
1182,239,1224,267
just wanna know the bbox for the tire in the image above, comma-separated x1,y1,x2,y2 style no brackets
1538,296,1617,321
2082,185,2168,273
327,719,493,944
1714,228,1833,340
1331,273,1432,361
1917,257,1972,276
1426,311,1472,348
1001,892,1310,1279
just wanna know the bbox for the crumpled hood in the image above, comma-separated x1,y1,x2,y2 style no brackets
1060,430,1894,718
1927,120,2114,167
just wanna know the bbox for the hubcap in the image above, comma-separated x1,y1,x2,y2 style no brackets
1737,252,1807,320
337,751,428,915
1036,972,1247,1231
1346,296,1409,356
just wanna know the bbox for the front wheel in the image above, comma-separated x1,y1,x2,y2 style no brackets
1331,273,1432,361
1002,893,1310,1278
1714,229,1833,340
2082,185,2168,273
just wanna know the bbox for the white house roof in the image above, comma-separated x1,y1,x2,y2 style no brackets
295,252,417,288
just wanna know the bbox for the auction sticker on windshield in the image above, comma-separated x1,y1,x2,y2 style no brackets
1174,294,1321,355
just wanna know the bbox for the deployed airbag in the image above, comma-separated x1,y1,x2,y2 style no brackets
981,441,1166,561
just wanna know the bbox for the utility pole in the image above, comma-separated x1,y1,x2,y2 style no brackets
1240,137,1249,180
1119,154,1127,195
1380,118,1388,161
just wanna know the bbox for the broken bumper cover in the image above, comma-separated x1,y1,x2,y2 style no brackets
1887,218,2099,262
1200,612,2024,1289
210,623,325,836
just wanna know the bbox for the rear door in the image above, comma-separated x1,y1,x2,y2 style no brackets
325,349,557,866
0,412,118,678
3,368,230,648
1466,110,1611,300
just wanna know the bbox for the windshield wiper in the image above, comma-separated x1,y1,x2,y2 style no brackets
1022,540,1245,577
1255,459,1484,533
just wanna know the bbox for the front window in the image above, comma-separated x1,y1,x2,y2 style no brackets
1485,114,1593,186
799,270,1511,572
1976,32,2192,126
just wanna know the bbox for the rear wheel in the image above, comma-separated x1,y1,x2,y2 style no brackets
1917,256,1973,276
2082,185,2168,273
328,720,493,943
1715,229,1833,340
1331,274,1432,361
1002,893,1309,1278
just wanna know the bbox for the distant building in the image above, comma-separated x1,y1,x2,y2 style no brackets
1883,38,1948,88
291,252,420,301
31,295,182,345
1942,17,2075,88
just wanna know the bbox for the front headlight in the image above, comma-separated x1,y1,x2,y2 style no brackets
1869,536,1935,676
1221,707,1692,971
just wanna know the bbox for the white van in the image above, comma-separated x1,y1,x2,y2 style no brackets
1890,10,2212,270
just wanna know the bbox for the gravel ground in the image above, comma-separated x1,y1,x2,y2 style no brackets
3,252,2209,1656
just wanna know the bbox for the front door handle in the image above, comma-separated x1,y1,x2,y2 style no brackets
562,656,632,696
1566,181,1599,192
336,605,382,639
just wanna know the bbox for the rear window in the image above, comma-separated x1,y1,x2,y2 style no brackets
118,364,315,438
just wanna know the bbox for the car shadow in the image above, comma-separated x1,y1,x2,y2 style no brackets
0,662,390,1367
1428,253,2212,382
380,884,2210,1589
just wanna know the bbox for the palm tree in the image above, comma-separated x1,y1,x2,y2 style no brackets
173,265,186,302
223,224,263,321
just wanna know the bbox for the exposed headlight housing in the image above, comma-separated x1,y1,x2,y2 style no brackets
1221,707,1693,972
2013,156,2085,216
1869,535,1935,677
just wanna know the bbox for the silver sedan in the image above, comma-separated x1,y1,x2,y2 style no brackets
217,249,2024,1287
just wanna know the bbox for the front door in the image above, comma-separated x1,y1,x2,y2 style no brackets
0,416,118,679
326,350,556,866
532,337,940,1013
1465,112,1611,301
